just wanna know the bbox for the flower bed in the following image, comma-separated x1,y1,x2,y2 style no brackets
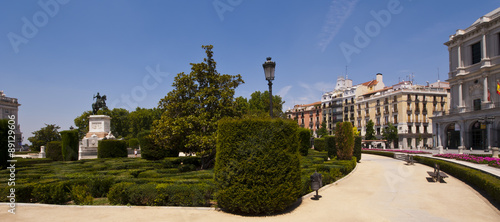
361,148,431,154
433,153,500,168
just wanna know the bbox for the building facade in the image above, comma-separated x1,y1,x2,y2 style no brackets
285,101,322,136
357,82,449,149
0,91,22,149
432,7,500,150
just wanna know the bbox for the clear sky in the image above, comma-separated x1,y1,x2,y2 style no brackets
1,0,498,145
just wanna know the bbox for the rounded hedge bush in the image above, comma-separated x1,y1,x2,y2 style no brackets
98,140,128,158
324,136,336,158
46,141,63,161
314,137,326,151
215,118,302,215
60,130,79,161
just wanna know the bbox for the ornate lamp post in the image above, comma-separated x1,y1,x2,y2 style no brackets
262,57,276,118
478,116,494,152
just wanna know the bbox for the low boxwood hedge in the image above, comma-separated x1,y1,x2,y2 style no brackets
361,150,395,158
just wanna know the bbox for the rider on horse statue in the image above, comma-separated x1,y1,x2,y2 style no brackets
92,92,108,114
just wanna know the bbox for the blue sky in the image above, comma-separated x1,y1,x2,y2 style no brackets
1,0,498,144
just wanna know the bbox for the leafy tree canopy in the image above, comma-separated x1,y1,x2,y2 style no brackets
27,124,61,151
365,119,376,140
152,45,244,168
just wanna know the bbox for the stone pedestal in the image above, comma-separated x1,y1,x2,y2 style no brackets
438,146,444,154
39,146,46,158
458,146,466,154
492,147,499,158
79,115,113,160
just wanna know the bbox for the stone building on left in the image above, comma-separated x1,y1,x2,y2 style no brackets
0,90,23,150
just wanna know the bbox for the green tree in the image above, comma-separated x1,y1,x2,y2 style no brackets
382,122,398,148
27,124,61,151
317,121,328,137
152,45,244,168
128,107,160,139
336,122,354,160
365,119,376,140
74,111,92,139
248,91,285,118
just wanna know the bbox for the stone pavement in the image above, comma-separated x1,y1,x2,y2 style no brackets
1,154,499,222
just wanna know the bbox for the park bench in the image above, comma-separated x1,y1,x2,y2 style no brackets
427,163,448,182
405,154,414,165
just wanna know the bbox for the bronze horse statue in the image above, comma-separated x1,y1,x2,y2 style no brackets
92,93,108,114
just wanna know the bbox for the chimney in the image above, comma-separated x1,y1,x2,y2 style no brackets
376,73,383,83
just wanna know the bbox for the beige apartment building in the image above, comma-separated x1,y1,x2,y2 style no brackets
356,81,449,149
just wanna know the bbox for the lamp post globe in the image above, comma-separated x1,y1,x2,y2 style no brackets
262,57,276,117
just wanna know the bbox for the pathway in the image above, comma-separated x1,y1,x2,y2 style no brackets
1,154,499,222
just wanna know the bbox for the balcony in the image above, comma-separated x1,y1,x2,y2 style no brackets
392,108,398,113
384,110,389,114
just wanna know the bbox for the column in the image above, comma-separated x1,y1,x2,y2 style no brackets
458,82,465,112
457,44,462,68
481,29,491,67
458,121,466,154
484,76,489,102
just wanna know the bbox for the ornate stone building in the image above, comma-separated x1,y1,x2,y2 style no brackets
432,7,500,151
0,91,23,149
285,101,322,136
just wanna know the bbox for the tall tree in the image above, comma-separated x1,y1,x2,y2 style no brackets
365,119,376,140
317,121,328,137
382,122,398,148
128,107,161,139
28,124,61,151
248,91,285,118
74,110,92,139
74,108,130,139
152,45,244,168
336,122,354,160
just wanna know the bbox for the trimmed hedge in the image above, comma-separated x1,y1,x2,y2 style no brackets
98,140,128,158
155,183,213,206
128,138,140,149
336,122,354,160
46,141,63,161
324,136,336,158
413,156,500,205
0,119,11,169
60,130,79,161
353,136,362,162
215,118,302,215
298,128,311,156
314,138,326,151
361,150,395,158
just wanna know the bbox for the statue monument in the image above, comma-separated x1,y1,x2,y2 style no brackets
79,93,114,159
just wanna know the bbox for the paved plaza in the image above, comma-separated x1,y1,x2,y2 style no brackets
2,153,499,221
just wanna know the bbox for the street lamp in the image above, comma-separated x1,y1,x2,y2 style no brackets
263,57,276,117
478,116,495,152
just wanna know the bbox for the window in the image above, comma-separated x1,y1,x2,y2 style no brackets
376,128,380,135
471,42,481,64
393,115,398,123
473,99,481,111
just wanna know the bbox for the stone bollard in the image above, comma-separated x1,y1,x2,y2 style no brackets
438,146,444,154
492,147,499,158
39,146,46,158
458,146,465,154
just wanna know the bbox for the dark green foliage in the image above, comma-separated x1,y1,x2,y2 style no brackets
353,136,362,162
46,141,63,161
128,183,157,206
152,45,244,169
108,182,134,205
32,182,69,204
128,138,139,149
324,136,336,158
298,128,311,156
98,140,128,158
60,130,79,161
413,156,500,206
87,176,114,197
28,124,61,151
70,185,93,205
382,122,398,148
138,130,176,160
215,118,302,215
314,138,326,151
0,119,11,169
155,183,213,206
336,122,354,160
178,164,196,173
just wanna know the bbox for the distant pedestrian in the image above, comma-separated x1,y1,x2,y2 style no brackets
134,149,138,157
